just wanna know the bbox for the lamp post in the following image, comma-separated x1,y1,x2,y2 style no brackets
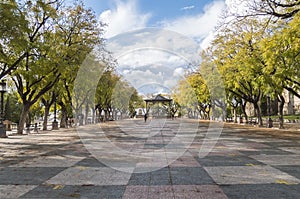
267,95,273,128
52,94,59,130
0,80,7,138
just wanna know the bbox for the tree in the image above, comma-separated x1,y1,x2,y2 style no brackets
9,1,103,134
261,12,300,128
175,74,202,119
0,0,29,79
211,19,268,126
41,91,56,130
248,0,300,19
4,92,22,123
95,70,120,121
227,0,300,20
112,80,142,119
186,72,211,119
199,51,227,121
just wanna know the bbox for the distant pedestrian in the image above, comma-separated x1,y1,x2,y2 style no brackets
34,123,39,133
144,114,148,122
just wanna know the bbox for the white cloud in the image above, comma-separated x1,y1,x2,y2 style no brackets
107,28,200,64
99,0,228,94
181,5,195,11
200,0,253,49
99,0,151,38
161,1,226,42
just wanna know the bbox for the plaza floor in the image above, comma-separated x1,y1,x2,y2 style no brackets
0,118,300,198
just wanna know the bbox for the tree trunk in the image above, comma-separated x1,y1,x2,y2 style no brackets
85,102,89,125
60,103,67,128
98,108,103,122
233,107,237,123
241,101,248,123
254,102,263,126
17,103,31,135
104,110,108,122
92,108,96,124
222,104,226,122
43,105,50,130
278,95,285,129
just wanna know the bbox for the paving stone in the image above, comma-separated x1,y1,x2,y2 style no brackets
274,165,300,179
173,185,228,199
0,167,67,185
220,184,300,199
250,154,300,165
74,157,107,167
239,148,293,156
204,165,300,185
150,167,172,185
169,154,201,167
170,167,215,185
196,155,264,167
46,167,132,186
122,186,149,199
12,154,84,168
128,171,151,185
264,141,300,147
278,147,300,154
0,185,37,198
20,184,125,199
148,185,174,199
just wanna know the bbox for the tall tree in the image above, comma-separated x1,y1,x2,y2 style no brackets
248,0,300,19
211,19,268,126
0,0,28,79
261,12,300,128
10,1,103,134
95,70,120,122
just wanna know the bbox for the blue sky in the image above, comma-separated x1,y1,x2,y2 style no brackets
84,0,213,26
80,0,234,95
84,0,228,46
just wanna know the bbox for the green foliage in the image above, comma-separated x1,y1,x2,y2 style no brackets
4,92,22,123
261,12,300,98
0,0,29,79
0,0,104,133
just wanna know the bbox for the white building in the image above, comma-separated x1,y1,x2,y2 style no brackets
283,90,300,115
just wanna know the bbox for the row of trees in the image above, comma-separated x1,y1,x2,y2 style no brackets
0,0,141,134
174,0,300,128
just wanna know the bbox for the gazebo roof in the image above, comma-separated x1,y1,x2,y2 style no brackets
144,94,172,102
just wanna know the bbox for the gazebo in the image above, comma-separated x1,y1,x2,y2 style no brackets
144,94,172,118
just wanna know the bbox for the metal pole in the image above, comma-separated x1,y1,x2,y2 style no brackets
52,94,59,130
267,96,273,128
1,91,3,120
0,90,6,138
54,99,57,122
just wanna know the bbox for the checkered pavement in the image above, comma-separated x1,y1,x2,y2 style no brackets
0,119,300,198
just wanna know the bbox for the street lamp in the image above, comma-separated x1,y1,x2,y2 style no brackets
0,79,7,138
52,94,59,130
267,95,273,128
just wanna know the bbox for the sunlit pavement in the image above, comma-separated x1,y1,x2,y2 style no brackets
1,119,300,198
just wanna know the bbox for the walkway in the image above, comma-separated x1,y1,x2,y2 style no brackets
0,119,300,198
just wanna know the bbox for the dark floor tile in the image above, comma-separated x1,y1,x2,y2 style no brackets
239,148,293,156
150,167,171,185
170,167,215,185
221,184,300,199
20,185,125,199
74,157,106,167
128,172,151,185
274,165,300,179
196,155,264,167
0,167,66,185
